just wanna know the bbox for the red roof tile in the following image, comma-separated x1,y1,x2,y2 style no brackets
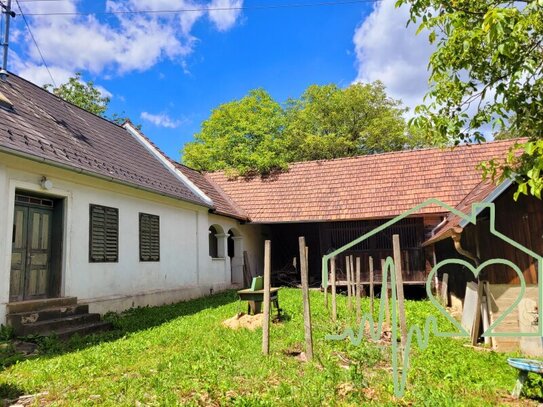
208,140,522,223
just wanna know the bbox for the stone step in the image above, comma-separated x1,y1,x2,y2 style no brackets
7,304,90,330
51,321,113,341
19,313,102,336
7,297,78,314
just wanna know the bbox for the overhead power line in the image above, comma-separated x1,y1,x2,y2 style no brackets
15,0,56,86
21,0,380,16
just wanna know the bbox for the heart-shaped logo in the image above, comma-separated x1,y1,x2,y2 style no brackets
426,258,533,338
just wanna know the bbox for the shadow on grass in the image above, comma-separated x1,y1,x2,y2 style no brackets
0,382,25,400
1,290,239,368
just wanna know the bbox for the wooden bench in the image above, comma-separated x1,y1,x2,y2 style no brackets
507,357,543,398
237,276,281,318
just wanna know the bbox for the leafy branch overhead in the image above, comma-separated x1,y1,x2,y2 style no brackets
182,82,431,175
44,73,137,128
397,0,543,198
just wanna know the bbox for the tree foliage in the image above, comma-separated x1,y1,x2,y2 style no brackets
183,82,428,175
397,0,543,198
45,73,110,117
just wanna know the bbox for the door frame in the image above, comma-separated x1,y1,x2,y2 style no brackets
4,179,72,303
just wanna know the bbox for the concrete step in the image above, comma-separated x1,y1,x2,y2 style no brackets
7,304,90,330
50,321,113,341
7,297,78,314
19,313,102,336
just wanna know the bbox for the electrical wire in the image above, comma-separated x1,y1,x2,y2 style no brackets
21,0,380,16
15,0,56,86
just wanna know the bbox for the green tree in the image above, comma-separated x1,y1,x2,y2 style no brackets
182,89,287,175
283,82,424,161
398,0,543,198
183,82,428,175
45,73,110,117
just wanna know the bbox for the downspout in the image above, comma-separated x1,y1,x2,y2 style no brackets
451,227,480,267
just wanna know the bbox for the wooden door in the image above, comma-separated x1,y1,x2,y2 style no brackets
10,205,53,301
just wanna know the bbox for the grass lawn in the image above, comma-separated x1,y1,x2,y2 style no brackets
0,288,541,406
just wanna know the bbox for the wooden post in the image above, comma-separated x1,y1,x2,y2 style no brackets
262,240,271,355
346,256,352,310
331,257,337,323
381,259,390,329
369,256,374,317
392,234,407,348
356,257,361,324
299,237,313,361
323,261,328,308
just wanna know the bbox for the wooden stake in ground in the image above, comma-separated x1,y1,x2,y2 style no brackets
392,235,407,348
369,256,374,317
356,257,361,324
350,255,355,302
323,261,328,309
299,237,313,361
331,257,337,323
262,240,271,355
381,259,390,329
346,256,352,310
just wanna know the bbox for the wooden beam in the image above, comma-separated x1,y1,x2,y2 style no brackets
299,237,313,361
243,251,253,288
262,240,271,355
369,256,374,317
331,257,337,323
356,256,361,324
346,256,352,310
381,259,390,329
392,234,407,347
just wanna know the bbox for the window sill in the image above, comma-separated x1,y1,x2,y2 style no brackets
211,257,226,261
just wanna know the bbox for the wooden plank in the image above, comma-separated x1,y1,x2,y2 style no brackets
381,259,390,329
461,282,479,333
346,256,352,310
242,251,253,289
392,234,407,347
262,241,271,355
356,257,361,324
440,273,449,306
299,237,313,361
331,257,337,323
369,256,374,316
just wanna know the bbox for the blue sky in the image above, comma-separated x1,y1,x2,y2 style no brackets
8,0,432,161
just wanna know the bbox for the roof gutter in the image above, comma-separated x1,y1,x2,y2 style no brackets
451,229,481,267
0,145,212,209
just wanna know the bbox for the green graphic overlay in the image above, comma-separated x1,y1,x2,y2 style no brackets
323,198,543,398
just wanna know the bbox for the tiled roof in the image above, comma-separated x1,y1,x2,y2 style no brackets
208,140,522,223
0,73,208,207
175,164,248,220
423,179,507,246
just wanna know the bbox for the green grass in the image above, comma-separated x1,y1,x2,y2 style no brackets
0,289,539,406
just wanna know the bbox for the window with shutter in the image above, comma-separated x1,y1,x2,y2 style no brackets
89,204,119,263
139,213,160,262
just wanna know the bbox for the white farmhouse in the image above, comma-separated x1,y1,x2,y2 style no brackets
0,74,262,335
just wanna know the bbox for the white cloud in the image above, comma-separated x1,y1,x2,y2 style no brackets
141,112,184,128
208,0,243,32
353,0,434,113
12,0,241,86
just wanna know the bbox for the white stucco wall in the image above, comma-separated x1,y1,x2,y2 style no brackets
0,153,262,323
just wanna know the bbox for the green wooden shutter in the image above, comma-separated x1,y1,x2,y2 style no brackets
89,205,118,262
139,213,160,262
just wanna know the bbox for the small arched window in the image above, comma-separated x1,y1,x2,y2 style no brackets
209,226,219,258
208,224,226,258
